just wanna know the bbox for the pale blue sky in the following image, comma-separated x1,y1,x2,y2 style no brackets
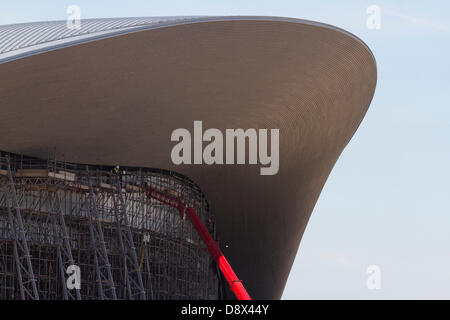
1,1,449,299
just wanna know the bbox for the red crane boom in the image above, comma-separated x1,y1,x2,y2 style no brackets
146,186,251,300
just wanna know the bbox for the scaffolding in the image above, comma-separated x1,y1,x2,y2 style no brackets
0,152,219,300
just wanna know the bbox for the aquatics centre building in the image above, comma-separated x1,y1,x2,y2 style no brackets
0,16,377,300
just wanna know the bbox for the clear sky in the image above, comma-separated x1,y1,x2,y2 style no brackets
1,1,449,299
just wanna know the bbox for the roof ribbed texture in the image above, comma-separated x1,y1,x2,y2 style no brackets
0,17,198,56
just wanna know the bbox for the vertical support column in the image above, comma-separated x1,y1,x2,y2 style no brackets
51,213,69,300
50,191,82,300
111,186,133,299
3,156,39,300
112,176,146,300
85,166,117,300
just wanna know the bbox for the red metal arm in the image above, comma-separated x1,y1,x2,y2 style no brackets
146,187,251,300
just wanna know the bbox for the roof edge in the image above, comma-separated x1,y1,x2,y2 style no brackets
0,16,376,67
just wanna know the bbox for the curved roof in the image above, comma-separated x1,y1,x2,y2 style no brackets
0,16,377,299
